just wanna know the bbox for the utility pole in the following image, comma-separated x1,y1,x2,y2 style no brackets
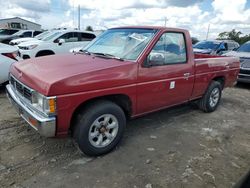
73,0,75,29
206,24,210,40
78,5,80,30
164,17,168,27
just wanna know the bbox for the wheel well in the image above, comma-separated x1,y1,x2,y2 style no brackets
212,76,225,89
69,94,132,133
23,55,30,59
36,50,55,57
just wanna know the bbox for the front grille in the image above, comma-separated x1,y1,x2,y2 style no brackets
10,75,32,102
241,62,250,69
24,88,32,100
16,81,23,93
240,58,250,68
240,69,250,75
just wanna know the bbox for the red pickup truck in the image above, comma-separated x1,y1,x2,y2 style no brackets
6,26,239,156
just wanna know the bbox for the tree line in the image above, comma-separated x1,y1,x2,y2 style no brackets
217,29,250,45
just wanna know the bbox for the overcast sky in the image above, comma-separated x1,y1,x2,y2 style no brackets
1,0,250,39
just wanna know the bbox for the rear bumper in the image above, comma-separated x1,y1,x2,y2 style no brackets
6,84,56,137
238,73,250,83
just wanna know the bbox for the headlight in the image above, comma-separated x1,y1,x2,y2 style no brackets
20,44,38,50
31,91,56,116
27,44,38,50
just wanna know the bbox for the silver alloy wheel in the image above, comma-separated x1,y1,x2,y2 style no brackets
88,114,119,148
209,87,220,108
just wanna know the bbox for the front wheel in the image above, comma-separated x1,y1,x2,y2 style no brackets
198,81,222,112
73,100,126,156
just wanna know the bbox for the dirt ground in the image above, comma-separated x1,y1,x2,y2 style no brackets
0,84,249,188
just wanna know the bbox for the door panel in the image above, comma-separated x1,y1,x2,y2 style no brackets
137,32,194,114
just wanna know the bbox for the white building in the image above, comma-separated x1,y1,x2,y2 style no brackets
0,17,41,31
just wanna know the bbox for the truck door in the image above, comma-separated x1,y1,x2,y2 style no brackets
137,32,194,114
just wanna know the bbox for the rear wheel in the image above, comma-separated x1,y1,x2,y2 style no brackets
73,100,126,156
198,81,222,112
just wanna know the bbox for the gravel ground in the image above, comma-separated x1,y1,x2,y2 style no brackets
0,84,249,188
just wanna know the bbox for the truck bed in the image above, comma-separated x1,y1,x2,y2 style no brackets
192,53,240,98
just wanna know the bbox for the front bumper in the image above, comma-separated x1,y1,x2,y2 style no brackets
18,49,34,59
6,84,56,137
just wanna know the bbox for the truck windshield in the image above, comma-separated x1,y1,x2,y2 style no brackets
194,41,220,50
84,28,158,61
237,42,250,52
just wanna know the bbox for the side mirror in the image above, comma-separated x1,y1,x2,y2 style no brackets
144,52,164,67
58,39,65,45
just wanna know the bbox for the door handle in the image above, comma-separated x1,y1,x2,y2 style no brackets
183,73,190,78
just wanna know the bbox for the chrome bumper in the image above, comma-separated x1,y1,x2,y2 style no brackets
6,84,56,137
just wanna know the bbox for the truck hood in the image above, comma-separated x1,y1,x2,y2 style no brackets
10,53,137,96
18,40,43,47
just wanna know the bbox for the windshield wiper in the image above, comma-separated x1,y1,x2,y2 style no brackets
92,52,124,61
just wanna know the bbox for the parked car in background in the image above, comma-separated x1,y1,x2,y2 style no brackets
224,41,250,83
0,28,19,37
9,31,51,46
193,40,239,55
69,31,102,53
18,30,96,59
191,37,199,45
69,46,83,53
0,30,42,44
0,43,21,85
6,26,239,156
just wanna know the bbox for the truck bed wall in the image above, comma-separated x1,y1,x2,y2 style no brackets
191,56,240,98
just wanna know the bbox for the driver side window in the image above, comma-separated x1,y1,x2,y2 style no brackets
54,32,78,43
148,32,187,66
23,31,32,37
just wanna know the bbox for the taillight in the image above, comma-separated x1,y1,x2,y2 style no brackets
2,52,18,61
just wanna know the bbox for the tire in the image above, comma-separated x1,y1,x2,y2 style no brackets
73,100,126,156
198,81,222,112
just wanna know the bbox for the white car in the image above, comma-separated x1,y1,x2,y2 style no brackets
69,46,83,53
9,31,51,46
18,30,96,59
0,30,42,44
0,43,21,85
